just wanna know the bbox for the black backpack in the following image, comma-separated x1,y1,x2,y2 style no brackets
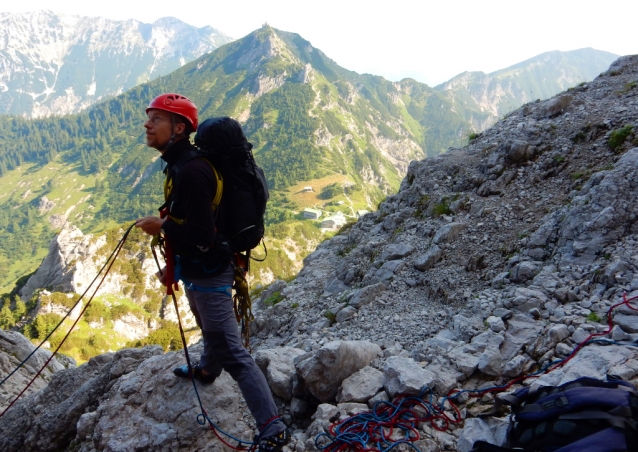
194,117,269,258
471,376,638,452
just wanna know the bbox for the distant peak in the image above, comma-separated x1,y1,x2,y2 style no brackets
151,16,187,27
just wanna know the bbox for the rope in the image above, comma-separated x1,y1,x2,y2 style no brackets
151,237,273,451
315,387,462,451
0,223,137,417
232,257,254,351
316,293,638,451
1,222,275,450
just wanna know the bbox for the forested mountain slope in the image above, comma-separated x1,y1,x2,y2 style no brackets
0,25,465,291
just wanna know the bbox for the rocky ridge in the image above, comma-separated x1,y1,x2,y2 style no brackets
436,48,618,132
1,56,638,450
0,11,233,117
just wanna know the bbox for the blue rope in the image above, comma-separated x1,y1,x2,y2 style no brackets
315,386,455,452
187,373,283,450
188,374,256,448
315,337,638,451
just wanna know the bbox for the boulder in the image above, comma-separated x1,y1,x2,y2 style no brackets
296,341,381,402
383,356,436,397
448,345,481,378
613,314,638,333
433,223,467,244
478,347,503,376
349,283,386,309
414,245,443,271
541,94,572,117
509,261,541,283
486,316,506,333
506,140,530,162
336,366,385,403
425,362,464,394
500,314,543,362
336,306,357,323
254,346,306,401
379,243,415,261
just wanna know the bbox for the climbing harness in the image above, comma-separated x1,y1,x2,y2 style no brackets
316,292,638,451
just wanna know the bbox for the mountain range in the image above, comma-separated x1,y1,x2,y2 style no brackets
0,19,620,296
436,48,619,131
1,47,637,452
0,10,233,117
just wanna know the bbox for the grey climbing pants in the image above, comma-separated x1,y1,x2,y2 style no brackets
184,266,285,437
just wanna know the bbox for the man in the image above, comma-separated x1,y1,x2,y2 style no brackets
135,93,289,451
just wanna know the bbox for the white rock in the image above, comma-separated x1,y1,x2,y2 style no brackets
383,356,436,397
296,340,381,402
336,366,385,403
486,316,505,333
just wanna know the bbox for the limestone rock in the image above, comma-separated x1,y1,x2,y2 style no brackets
254,346,306,401
379,243,415,261
383,356,436,397
457,417,509,452
541,94,573,117
296,340,381,402
433,222,467,244
336,366,385,403
414,244,443,271
349,283,386,309
0,330,68,412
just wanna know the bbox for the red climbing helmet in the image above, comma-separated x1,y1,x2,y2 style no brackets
146,93,198,131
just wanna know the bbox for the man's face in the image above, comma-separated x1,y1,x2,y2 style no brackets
144,109,173,152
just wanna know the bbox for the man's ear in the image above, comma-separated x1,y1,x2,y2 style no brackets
173,121,186,136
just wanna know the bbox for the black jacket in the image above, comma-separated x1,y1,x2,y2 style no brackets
160,139,231,278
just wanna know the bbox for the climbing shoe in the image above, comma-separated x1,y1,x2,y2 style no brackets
172,363,217,384
258,429,290,452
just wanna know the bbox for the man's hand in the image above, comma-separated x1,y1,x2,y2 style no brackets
135,216,166,236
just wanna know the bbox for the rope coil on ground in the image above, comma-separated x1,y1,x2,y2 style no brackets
316,293,638,451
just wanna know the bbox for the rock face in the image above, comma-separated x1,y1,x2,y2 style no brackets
18,223,197,331
0,330,70,412
3,55,638,451
19,225,110,300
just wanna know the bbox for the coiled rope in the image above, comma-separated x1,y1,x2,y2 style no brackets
316,293,638,451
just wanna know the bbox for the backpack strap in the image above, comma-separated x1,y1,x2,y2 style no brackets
558,407,637,430
199,158,223,211
162,153,224,220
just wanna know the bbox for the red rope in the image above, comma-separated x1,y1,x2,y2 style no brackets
322,293,638,451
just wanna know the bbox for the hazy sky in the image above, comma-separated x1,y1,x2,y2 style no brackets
3,0,637,85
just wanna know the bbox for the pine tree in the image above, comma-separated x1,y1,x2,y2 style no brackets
0,304,15,330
